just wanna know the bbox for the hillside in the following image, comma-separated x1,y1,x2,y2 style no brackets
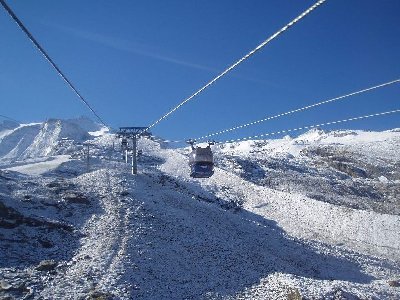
0,119,399,299
215,128,400,215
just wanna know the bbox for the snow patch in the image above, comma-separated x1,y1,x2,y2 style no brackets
89,126,109,137
4,155,70,175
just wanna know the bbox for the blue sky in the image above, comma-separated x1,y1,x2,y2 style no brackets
1,0,399,141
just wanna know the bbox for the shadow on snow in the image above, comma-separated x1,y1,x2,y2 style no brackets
120,172,374,299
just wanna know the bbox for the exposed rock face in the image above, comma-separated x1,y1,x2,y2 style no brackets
87,290,115,300
0,200,24,229
35,260,58,272
0,200,73,231
62,191,90,205
216,132,400,215
388,280,400,287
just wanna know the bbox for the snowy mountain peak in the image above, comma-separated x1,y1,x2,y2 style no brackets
0,118,96,163
66,116,104,133
295,128,327,143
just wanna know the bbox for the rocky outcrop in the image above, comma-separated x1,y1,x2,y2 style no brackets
0,200,73,231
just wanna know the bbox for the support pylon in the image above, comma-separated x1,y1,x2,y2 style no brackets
117,127,151,175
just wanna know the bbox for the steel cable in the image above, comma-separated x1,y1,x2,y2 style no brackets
146,0,327,131
193,79,400,141
0,0,108,127
221,109,400,144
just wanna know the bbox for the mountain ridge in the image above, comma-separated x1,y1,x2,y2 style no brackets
0,118,399,299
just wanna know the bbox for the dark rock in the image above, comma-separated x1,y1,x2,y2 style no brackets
0,281,30,298
39,239,54,248
36,259,58,271
286,288,302,300
0,201,25,229
47,181,61,188
63,192,90,205
388,280,400,287
0,200,72,231
47,181,76,194
88,290,114,300
329,161,368,178
324,288,361,300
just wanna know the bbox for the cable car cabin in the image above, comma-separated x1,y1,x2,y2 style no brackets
189,145,214,178
121,138,128,149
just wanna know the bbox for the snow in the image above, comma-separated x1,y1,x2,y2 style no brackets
1,120,400,299
379,176,390,183
0,129,14,140
0,119,90,164
89,126,109,137
4,155,70,175
67,116,103,132
154,144,400,260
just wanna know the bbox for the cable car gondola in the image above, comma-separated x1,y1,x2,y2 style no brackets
187,140,214,178
121,138,128,149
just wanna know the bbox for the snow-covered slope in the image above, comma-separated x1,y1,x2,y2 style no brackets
0,118,103,165
66,116,103,133
0,122,42,161
215,128,400,215
1,123,399,299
